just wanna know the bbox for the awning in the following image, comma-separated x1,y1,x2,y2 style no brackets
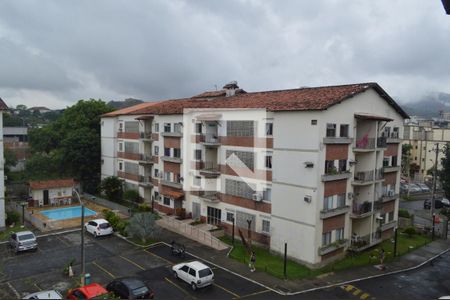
135,115,154,120
355,113,393,122
162,190,184,200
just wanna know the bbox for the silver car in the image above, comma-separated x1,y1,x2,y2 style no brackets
9,231,38,253
23,290,63,299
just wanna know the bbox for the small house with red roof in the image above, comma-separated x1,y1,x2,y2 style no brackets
28,179,76,207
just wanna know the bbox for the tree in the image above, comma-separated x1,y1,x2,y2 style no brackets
126,213,160,244
100,176,124,202
439,143,450,198
123,189,141,203
27,99,114,192
401,144,413,177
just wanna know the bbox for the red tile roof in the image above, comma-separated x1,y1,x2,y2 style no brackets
108,83,408,118
29,179,75,190
0,97,8,110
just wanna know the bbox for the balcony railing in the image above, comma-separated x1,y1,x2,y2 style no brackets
139,176,153,187
140,132,153,140
199,161,221,177
198,191,220,202
390,131,399,139
355,137,375,150
354,170,374,182
318,239,348,256
376,137,387,148
375,168,384,180
349,232,381,252
352,201,373,217
139,155,154,164
202,133,220,145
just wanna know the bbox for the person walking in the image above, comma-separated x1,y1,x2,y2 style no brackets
249,251,256,272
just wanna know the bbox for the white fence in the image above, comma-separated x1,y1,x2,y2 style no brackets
157,217,229,250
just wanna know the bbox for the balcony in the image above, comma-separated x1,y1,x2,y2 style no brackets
160,180,183,190
383,165,400,173
161,130,183,137
348,232,382,252
139,176,154,188
353,170,374,185
198,191,220,203
320,205,350,219
318,239,348,256
381,190,398,202
354,137,375,151
322,136,353,144
199,161,221,178
161,156,183,164
138,155,154,165
375,168,384,181
376,137,387,148
140,132,153,142
201,134,221,147
386,131,401,144
321,169,351,182
351,201,373,218
381,220,397,231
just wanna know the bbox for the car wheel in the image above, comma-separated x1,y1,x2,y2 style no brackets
94,232,98,238
173,271,178,279
191,282,197,291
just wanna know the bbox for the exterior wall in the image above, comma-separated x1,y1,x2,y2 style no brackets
0,112,4,228
101,117,117,178
31,186,73,206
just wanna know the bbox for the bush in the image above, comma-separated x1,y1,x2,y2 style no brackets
398,209,410,218
6,210,20,226
403,226,416,237
136,204,152,212
102,209,127,234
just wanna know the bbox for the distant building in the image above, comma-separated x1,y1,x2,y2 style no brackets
0,97,9,229
29,106,51,114
28,179,76,207
3,126,29,172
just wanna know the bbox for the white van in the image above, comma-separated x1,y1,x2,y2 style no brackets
172,261,214,290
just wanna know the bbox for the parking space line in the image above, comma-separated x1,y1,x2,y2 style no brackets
119,255,145,270
213,282,240,298
7,282,20,299
144,249,174,264
164,277,196,299
92,261,115,278
34,283,42,291
237,289,271,299
55,235,70,247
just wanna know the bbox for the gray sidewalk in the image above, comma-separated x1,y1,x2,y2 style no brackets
157,227,450,294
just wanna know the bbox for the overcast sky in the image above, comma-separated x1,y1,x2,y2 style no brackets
0,0,449,109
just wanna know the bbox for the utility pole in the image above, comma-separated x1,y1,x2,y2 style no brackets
430,143,439,218
73,189,85,285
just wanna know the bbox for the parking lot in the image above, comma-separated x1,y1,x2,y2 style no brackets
0,231,271,299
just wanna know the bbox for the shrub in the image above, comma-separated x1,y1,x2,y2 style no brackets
136,204,152,212
102,209,124,232
403,226,416,237
6,210,20,226
123,190,140,203
398,209,410,218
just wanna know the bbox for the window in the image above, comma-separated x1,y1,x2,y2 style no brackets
175,174,182,183
392,156,398,167
163,197,170,206
322,232,332,246
194,149,202,160
263,188,272,201
226,212,234,222
311,120,317,125
154,168,159,177
326,123,336,137
174,148,181,158
392,127,399,138
383,157,390,167
180,265,189,272
226,121,254,137
265,123,273,136
118,162,123,171
225,179,256,199
226,150,254,170
265,155,272,169
164,172,171,181
174,123,182,133
262,220,270,234
338,159,347,172
118,142,124,152
188,268,196,277
124,142,139,153
324,196,333,210
193,176,201,186
118,122,124,132
414,156,417,160
325,160,335,174
388,211,394,222
154,145,159,155
337,194,346,207
195,123,202,134
164,148,171,157
164,123,171,132
124,121,139,133
383,126,391,138
154,191,159,201
154,123,159,132
340,124,349,138
124,162,139,175
335,228,344,241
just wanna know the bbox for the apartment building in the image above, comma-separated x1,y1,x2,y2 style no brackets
403,120,450,178
0,98,8,229
100,82,408,268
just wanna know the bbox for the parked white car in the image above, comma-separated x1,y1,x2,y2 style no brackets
172,261,214,290
84,219,113,237
23,290,63,299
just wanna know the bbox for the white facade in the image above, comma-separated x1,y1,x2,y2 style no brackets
0,112,5,228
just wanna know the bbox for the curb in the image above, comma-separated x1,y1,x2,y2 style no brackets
0,228,81,245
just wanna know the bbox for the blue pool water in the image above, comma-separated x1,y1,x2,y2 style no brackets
41,206,97,220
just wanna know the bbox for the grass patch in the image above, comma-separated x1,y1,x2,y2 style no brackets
221,233,432,280
128,237,158,247
0,224,29,241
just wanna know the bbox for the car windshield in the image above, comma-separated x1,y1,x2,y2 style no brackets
99,223,111,229
199,268,212,278
132,286,148,296
18,234,35,241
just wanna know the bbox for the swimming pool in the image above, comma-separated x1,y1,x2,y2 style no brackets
41,206,97,220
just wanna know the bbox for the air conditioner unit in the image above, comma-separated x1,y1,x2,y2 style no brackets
304,195,312,203
252,193,263,202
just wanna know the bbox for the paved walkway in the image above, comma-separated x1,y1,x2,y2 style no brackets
157,227,450,294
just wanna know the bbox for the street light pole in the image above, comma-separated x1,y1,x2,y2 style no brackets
73,189,85,285
430,143,439,219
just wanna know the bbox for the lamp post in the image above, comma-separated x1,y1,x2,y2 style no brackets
73,189,85,285
20,201,27,226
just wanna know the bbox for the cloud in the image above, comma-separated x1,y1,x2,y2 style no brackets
0,0,449,109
